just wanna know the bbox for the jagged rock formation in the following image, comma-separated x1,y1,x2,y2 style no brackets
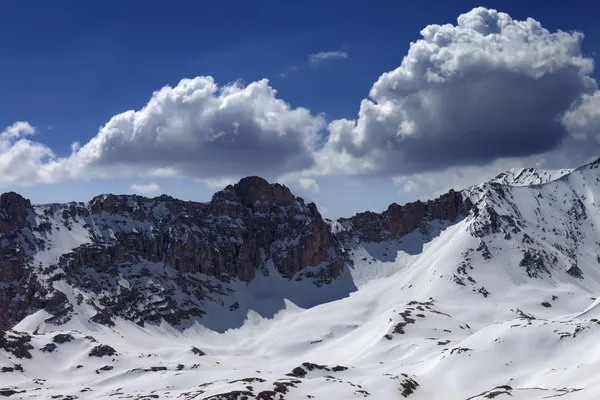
338,189,471,242
0,177,343,330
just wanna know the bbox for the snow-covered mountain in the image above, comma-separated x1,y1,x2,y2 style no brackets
490,166,574,186
3,160,600,399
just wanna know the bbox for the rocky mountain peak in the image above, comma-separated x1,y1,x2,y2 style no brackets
0,177,344,331
214,176,296,208
0,191,32,229
339,188,468,242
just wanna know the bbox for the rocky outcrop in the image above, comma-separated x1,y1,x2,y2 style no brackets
62,176,342,282
0,193,35,330
234,176,295,207
0,192,32,230
0,177,344,330
340,189,471,242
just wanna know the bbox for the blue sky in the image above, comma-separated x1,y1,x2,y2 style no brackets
1,0,600,217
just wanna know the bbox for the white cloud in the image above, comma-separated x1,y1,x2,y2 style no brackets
202,177,238,189
130,182,160,195
297,177,320,193
276,172,321,194
309,51,349,66
46,77,325,184
563,91,600,143
0,122,57,186
316,7,596,177
0,78,326,189
0,121,35,139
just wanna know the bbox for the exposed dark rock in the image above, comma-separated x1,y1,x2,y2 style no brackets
88,344,117,358
255,390,278,400
41,343,57,353
332,365,348,372
53,334,74,344
90,307,115,327
286,362,347,378
128,366,168,373
339,189,468,242
95,365,113,374
450,347,472,355
191,346,206,356
0,192,32,229
287,366,307,378
0,388,24,397
567,264,583,279
390,374,420,398
273,379,301,394
0,330,33,359
229,377,266,384
519,250,550,279
202,390,253,400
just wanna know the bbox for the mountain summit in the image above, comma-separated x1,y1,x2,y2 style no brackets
2,161,600,399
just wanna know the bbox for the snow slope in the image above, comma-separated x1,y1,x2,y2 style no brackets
3,161,600,399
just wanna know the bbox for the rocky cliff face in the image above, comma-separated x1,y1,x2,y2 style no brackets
0,177,344,330
338,189,472,242
0,176,480,332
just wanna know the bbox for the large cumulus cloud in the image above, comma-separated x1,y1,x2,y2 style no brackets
316,7,596,176
63,77,325,180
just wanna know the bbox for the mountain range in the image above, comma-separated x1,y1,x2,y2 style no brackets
2,159,600,399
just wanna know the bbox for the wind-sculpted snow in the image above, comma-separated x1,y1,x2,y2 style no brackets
3,160,600,398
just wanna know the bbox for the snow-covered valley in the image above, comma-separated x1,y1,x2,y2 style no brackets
3,161,600,399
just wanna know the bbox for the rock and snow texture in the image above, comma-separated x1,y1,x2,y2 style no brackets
3,161,600,399
490,167,574,186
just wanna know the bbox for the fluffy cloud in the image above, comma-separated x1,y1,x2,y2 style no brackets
201,177,238,189
62,77,325,181
309,51,349,66
317,7,596,177
0,78,325,188
0,122,56,186
0,121,35,139
297,177,320,193
277,173,321,194
130,182,160,195
563,92,600,143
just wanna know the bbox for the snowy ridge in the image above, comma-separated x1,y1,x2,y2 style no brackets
2,162,600,398
490,166,574,186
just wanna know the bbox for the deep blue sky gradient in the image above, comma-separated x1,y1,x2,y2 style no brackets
2,0,598,156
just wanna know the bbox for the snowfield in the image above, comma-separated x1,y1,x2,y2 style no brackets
3,161,600,399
